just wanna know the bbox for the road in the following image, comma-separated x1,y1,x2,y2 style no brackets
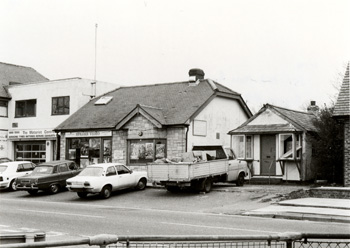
0,186,349,242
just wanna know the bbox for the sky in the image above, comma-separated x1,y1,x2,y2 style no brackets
1,0,349,114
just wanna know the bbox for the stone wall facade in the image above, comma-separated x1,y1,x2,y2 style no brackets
344,119,350,186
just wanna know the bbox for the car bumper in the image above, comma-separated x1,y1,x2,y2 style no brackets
0,181,10,189
67,186,99,193
16,185,39,190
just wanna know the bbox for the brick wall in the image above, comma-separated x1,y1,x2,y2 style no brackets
112,115,186,166
344,119,350,186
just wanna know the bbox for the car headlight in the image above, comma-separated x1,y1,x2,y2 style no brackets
84,181,90,187
67,182,72,185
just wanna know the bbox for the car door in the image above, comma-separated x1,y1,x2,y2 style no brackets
58,163,72,186
105,166,119,190
116,165,133,189
225,148,240,181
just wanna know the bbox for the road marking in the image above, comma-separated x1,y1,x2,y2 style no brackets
161,222,279,234
18,209,105,219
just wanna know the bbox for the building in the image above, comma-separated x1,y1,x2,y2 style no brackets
333,64,350,186
55,69,252,169
6,77,119,163
0,62,48,159
228,103,318,182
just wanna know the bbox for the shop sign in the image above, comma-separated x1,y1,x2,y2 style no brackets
8,129,57,139
65,131,112,138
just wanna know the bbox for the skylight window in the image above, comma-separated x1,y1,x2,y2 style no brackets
95,96,113,105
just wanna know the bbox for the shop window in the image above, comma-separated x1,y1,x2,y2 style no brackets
52,96,70,115
67,137,112,167
15,99,36,117
129,139,166,164
279,134,302,160
0,100,8,117
232,135,253,159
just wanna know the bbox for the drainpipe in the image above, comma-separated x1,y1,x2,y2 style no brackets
185,126,189,152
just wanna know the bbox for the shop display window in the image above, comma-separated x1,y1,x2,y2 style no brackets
67,137,112,167
129,139,166,165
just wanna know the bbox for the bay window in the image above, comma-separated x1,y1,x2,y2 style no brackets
278,133,302,160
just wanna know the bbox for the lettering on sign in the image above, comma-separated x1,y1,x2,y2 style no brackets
8,130,57,139
65,131,112,138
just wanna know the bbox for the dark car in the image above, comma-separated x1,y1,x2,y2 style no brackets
15,160,81,195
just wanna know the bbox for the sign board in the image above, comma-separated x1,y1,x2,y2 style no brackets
8,129,56,139
65,131,112,138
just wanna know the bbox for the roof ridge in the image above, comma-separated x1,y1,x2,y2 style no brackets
266,103,314,116
118,81,191,90
138,104,163,110
212,80,240,95
0,61,34,69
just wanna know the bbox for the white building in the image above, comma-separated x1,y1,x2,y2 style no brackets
6,77,119,163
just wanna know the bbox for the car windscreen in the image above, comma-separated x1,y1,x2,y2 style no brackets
79,167,104,177
31,166,54,175
0,165,8,173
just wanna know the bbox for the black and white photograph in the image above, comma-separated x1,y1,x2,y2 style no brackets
0,0,349,247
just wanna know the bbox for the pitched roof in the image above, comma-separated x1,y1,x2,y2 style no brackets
0,62,48,99
229,104,317,134
333,63,350,117
55,79,251,131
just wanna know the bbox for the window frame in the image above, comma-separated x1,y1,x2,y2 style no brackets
52,96,70,115
15,99,37,118
278,133,302,160
0,100,8,117
232,135,254,160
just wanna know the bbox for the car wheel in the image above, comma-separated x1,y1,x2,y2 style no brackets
236,173,245,187
100,185,112,199
48,184,60,194
136,178,147,190
27,190,38,195
9,180,17,191
77,192,88,198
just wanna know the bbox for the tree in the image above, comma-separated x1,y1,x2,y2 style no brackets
308,106,344,184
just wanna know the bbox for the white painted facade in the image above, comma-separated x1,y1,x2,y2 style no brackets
5,78,119,162
188,97,249,150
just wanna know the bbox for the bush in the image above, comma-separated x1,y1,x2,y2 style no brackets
308,107,344,184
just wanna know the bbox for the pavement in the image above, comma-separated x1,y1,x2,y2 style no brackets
149,182,350,224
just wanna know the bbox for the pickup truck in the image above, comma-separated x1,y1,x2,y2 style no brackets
147,145,248,193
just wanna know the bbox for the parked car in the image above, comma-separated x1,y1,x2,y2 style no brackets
15,160,80,195
0,161,36,191
66,163,147,199
0,157,12,163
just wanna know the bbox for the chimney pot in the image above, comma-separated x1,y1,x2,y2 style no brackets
189,68,205,81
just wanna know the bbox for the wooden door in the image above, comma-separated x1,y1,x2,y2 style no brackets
260,135,276,175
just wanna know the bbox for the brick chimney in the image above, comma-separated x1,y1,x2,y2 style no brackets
307,101,319,115
189,68,205,82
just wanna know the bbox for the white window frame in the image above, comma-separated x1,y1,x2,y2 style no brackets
232,135,253,160
278,133,302,160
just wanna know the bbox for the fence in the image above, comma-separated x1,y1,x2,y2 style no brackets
0,233,349,248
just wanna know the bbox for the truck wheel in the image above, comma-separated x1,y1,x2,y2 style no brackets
236,173,245,186
100,185,112,199
202,178,212,193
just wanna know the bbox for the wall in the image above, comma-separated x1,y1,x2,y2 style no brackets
111,114,186,168
7,78,118,130
249,109,288,125
188,97,248,150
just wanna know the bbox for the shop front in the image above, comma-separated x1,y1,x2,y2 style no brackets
64,131,112,167
128,139,166,166
8,129,57,164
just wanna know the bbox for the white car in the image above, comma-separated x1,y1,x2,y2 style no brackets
66,163,147,199
0,161,36,191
